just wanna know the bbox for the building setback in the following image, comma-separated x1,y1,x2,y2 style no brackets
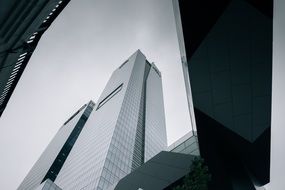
173,0,272,189
17,101,95,190
0,0,70,117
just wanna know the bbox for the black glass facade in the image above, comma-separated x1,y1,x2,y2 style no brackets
173,0,272,189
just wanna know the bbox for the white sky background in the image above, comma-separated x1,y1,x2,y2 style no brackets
0,0,192,189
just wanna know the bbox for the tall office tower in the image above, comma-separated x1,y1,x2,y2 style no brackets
18,101,95,190
54,50,167,190
18,50,167,190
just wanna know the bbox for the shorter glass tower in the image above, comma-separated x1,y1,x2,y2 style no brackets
17,101,95,190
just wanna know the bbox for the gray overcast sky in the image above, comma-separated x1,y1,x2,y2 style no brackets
0,0,192,189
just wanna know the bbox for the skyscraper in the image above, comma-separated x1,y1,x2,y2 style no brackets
54,50,167,190
18,50,167,190
18,101,95,190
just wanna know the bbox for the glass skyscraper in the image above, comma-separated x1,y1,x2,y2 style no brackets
18,101,95,190
55,50,167,190
18,50,167,190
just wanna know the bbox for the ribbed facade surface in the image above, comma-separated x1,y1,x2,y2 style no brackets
17,101,94,190
55,50,167,190
0,0,71,117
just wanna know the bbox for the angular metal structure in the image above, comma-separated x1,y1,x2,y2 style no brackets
173,0,272,189
0,0,70,117
110,131,200,190
111,151,196,190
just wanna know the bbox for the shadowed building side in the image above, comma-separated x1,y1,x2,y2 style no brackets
173,0,272,189
0,0,71,117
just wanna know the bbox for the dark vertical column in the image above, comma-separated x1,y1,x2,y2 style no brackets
131,61,151,170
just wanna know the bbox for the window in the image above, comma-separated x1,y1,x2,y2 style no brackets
119,60,128,69
97,84,123,110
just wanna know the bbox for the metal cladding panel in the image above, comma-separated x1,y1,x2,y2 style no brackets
271,0,285,189
186,0,272,142
113,151,196,190
17,104,87,190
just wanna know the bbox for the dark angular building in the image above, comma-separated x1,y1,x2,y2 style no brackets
173,0,272,189
0,0,70,117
